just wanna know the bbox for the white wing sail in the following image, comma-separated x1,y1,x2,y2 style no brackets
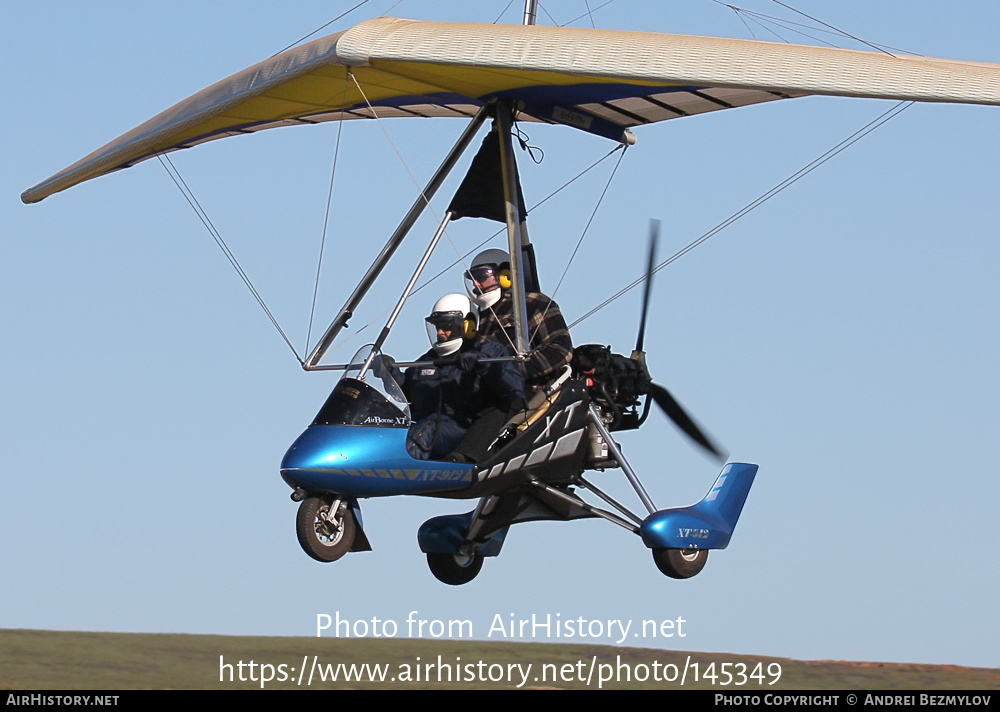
22,17,1000,204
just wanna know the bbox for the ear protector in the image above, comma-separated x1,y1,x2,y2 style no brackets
498,266,512,290
464,313,478,340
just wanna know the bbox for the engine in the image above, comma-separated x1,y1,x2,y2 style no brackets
572,344,653,433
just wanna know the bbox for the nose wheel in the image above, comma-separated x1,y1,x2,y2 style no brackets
296,496,357,562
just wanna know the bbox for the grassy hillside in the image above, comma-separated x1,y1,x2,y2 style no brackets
0,629,996,690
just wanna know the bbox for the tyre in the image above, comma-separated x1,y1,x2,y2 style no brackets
296,496,356,562
652,547,708,579
427,552,484,585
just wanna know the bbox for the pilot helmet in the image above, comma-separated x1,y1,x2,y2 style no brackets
425,293,479,356
465,248,512,310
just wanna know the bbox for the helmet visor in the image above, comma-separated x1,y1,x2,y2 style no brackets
465,265,499,295
425,310,465,345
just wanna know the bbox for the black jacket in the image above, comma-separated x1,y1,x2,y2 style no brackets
399,340,524,460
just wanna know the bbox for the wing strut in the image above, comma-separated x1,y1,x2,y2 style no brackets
496,102,532,358
304,100,537,370
303,104,491,370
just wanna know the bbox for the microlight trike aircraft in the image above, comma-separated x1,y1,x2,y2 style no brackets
22,1,1000,584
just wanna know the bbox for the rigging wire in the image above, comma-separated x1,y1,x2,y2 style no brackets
380,0,407,17
150,3,923,364
345,72,521,357
493,0,609,28
569,101,915,329
769,0,897,56
156,2,916,362
270,0,374,57
710,0,907,56
492,0,518,24
562,0,617,27
305,82,350,356
531,143,628,349
157,154,304,364
550,145,627,301
738,13,797,45
323,144,627,356
348,71,439,220
412,144,626,301
728,5,761,41
537,3,560,27
346,70,479,282
714,1,839,46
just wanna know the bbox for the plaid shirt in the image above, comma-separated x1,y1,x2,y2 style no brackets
476,291,573,387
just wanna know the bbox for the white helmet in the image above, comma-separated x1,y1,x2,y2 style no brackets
425,293,479,356
465,248,511,310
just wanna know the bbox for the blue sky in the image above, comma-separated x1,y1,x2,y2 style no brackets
4,0,998,676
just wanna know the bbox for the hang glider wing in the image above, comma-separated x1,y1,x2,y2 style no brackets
22,16,1000,204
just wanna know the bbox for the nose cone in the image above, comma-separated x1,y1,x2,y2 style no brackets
281,424,402,471
280,424,474,497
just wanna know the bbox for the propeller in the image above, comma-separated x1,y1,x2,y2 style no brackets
647,383,726,462
634,219,659,355
631,219,727,463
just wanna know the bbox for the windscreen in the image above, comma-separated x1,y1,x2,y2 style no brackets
311,345,411,427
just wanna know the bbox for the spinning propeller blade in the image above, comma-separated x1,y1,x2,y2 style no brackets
648,383,727,463
631,218,727,463
634,219,660,355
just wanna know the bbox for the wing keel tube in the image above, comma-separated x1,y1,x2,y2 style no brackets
640,463,757,550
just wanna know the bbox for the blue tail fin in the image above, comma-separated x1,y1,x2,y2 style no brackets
640,463,758,550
